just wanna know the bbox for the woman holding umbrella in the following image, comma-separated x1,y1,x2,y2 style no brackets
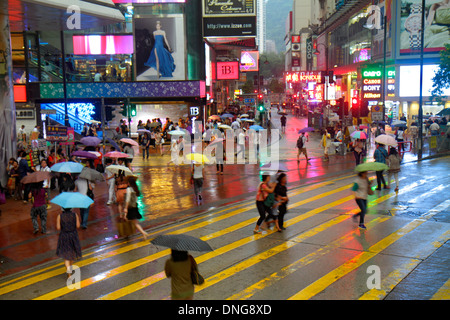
351,171,372,230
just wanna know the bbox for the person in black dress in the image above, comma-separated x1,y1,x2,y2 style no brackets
274,173,289,230
56,208,82,278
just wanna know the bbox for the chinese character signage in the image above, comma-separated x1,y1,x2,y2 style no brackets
47,126,68,142
285,72,321,83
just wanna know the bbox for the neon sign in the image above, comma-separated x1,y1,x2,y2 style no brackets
285,72,321,83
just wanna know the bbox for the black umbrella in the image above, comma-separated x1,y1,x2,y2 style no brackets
78,167,105,182
151,234,213,252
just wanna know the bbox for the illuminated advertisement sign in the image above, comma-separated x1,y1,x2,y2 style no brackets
400,0,449,55
112,0,185,3
203,0,256,16
240,51,259,72
285,71,321,83
216,61,240,80
362,68,382,100
399,64,450,97
134,15,186,81
73,35,134,55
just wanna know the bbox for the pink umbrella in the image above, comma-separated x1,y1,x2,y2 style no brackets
119,138,139,146
104,151,131,158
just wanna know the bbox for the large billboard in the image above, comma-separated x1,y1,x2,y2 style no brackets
202,0,257,38
400,0,450,55
134,15,186,81
399,64,450,97
203,0,256,16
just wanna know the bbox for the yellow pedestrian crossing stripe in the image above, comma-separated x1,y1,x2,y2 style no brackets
0,173,448,301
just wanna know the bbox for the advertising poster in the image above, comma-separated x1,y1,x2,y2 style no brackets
203,0,256,16
400,0,450,55
134,15,186,81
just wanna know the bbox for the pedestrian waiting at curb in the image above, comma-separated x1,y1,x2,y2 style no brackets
274,173,289,231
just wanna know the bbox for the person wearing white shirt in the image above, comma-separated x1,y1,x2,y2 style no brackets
104,159,116,205
237,129,247,159
430,122,440,136
37,159,52,208
74,177,94,229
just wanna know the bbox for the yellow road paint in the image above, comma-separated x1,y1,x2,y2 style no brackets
31,178,358,300
288,218,426,300
431,278,450,300
227,216,391,300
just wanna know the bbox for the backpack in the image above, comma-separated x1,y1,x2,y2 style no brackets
296,136,304,149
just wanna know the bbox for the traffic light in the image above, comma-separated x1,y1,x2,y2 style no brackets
258,101,265,112
130,104,137,117
119,104,127,117
258,94,263,100
351,96,359,110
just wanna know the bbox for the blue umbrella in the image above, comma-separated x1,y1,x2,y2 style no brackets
249,125,265,131
220,113,234,119
106,138,120,151
51,192,94,209
51,161,84,173
298,127,315,134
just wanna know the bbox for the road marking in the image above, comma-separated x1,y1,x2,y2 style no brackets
359,229,450,300
227,216,391,300
31,179,358,300
288,202,450,300
97,195,357,300
431,278,450,300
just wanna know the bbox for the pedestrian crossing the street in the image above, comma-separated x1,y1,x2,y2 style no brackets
0,168,448,301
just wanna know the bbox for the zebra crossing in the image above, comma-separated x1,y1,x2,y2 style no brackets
0,166,449,301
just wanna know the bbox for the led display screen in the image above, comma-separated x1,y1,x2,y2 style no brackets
73,35,134,55
399,65,450,97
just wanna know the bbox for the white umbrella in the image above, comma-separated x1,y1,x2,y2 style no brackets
240,114,249,118
107,165,135,176
375,134,398,146
168,130,186,136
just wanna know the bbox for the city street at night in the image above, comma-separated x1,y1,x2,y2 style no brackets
0,0,449,306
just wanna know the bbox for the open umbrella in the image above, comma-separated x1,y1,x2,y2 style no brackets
168,130,186,136
51,192,94,209
375,134,397,146
391,120,406,126
350,131,368,140
104,151,131,158
298,127,315,134
79,167,104,182
218,124,232,130
249,125,265,131
220,113,234,119
106,138,121,151
437,108,450,116
20,171,52,184
355,162,389,173
80,136,101,147
151,234,213,252
137,129,151,134
72,151,98,159
242,119,255,122
208,115,221,121
185,153,210,164
51,162,84,173
120,138,139,146
106,165,134,176
240,114,249,118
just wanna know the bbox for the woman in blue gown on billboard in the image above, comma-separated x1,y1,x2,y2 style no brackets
144,21,176,78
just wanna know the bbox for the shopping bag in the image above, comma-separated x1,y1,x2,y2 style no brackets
117,217,136,237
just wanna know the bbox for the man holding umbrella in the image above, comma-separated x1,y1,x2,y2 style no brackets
296,132,310,163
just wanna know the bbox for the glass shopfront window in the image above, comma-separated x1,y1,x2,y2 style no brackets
328,9,372,68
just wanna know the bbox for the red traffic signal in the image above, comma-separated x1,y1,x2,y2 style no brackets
351,97,359,109
258,94,263,100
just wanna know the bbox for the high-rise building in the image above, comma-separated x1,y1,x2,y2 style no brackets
256,0,266,53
